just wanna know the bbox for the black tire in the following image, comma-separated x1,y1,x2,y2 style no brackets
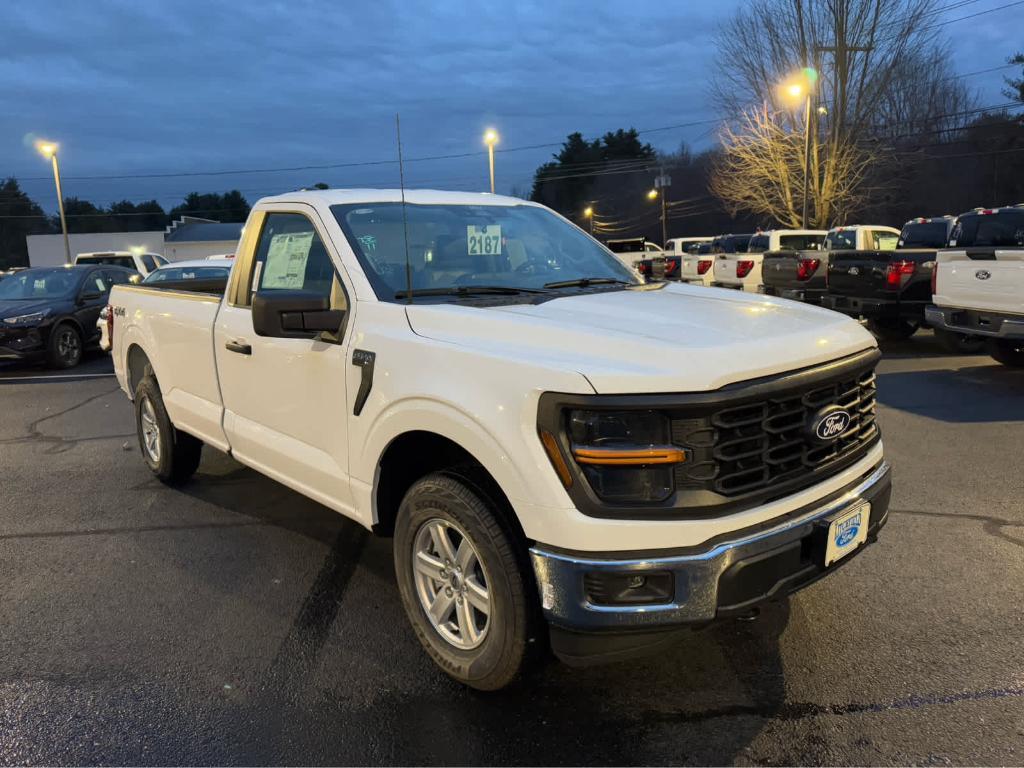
867,317,919,341
134,375,203,485
393,471,538,691
46,322,82,369
934,328,985,354
987,338,1024,367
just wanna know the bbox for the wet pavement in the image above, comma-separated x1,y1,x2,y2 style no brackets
0,333,1022,765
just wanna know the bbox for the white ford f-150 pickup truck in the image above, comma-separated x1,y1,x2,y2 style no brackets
109,189,891,690
926,205,1024,366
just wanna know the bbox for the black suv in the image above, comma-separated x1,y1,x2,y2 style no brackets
0,265,137,368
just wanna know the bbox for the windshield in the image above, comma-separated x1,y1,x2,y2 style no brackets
144,266,231,283
950,212,1024,248
605,239,645,254
0,268,80,300
900,222,949,248
778,234,825,250
332,203,637,300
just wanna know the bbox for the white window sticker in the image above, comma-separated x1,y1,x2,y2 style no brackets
467,225,501,256
262,231,314,289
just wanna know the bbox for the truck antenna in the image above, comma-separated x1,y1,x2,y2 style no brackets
396,113,413,305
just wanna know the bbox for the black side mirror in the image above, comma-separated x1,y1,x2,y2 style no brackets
252,290,344,338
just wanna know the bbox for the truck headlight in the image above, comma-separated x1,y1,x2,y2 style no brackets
3,310,50,326
565,409,685,503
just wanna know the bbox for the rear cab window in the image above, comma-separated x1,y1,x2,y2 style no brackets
899,222,949,249
747,234,770,252
950,211,1024,248
778,234,825,250
140,254,158,272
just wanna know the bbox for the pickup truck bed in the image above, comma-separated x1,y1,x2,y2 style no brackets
822,249,936,339
760,250,827,303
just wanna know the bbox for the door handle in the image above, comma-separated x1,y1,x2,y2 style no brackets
225,339,252,355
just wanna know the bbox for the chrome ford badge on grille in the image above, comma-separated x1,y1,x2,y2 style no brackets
808,405,851,443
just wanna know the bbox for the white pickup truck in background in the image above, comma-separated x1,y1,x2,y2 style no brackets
926,205,1024,366
109,189,891,689
76,250,168,277
824,225,901,252
713,230,827,292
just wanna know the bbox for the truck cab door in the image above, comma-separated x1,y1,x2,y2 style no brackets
214,206,356,517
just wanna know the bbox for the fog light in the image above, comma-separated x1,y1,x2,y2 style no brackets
584,571,674,606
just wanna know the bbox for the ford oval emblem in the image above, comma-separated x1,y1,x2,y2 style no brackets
809,406,851,443
834,515,860,547
975,269,991,280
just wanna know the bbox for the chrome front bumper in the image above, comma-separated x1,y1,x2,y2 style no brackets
530,461,891,632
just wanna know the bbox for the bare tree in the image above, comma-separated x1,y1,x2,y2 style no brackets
709,0,976,225
711,105,873,227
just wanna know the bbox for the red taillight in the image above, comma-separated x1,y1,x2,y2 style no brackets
796,258,821,281
697,259,713,275
638,261,651,275
665,258,679,275
736,260,755,278
885,260,916,289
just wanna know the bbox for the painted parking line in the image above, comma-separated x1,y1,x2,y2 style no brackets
0,373,116,383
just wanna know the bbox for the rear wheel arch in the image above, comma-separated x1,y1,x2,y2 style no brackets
126,344,155,397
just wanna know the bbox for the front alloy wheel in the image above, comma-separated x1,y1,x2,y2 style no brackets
393,472,539,690
412,518,491,650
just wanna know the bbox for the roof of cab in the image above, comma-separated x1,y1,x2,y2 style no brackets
258,189,536,208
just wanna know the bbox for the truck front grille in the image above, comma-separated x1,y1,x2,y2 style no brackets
672,366,879,502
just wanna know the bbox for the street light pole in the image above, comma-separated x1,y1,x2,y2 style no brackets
36,141,70,264
653,170,671,245
802,92,812,230
483,129,499,194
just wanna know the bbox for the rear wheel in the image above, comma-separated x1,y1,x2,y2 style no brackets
987,338,1024,367
46,323,82,369
867,317,919,341
934,328,985,354
393,472,537,690
134,375,203,485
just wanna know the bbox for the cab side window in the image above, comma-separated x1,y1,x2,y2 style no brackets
247,213,345,310
141,254,158,272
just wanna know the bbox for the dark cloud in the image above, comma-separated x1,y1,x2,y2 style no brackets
1,0,1018,210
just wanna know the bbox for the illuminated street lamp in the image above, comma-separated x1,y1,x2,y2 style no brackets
483,129,499,194
35,139,71,264
646,189,658,201
583,205,594,235
780,68,818,229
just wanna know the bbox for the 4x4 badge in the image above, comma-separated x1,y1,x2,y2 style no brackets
975,270,991,280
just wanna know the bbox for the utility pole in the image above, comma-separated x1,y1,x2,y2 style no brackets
814,26,872,228
654,169,671,246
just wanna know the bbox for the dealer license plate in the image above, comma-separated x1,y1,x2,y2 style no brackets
824,502,870,566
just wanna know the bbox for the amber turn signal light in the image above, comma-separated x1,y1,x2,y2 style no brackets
539,430,574,488
572,447,687,466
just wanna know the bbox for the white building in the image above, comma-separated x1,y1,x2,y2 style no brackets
26,216,243,267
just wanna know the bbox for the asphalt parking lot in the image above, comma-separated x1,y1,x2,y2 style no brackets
0,332,1022,766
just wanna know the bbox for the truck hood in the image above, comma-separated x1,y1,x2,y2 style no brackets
405,284,876,394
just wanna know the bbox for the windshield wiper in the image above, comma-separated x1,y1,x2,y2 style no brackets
394,285,550,299
542,277,634,289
